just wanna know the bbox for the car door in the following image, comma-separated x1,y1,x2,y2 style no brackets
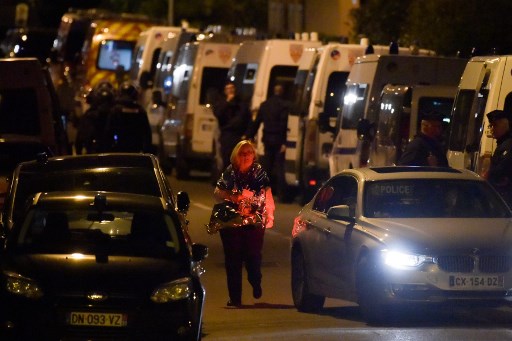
307,174,358,294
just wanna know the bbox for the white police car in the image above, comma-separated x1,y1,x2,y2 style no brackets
291,166,512,323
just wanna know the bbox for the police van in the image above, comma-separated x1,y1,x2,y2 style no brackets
446,56,512,176
227,37,322,178
368,84,457,167
131,26,199,106
160,40,241,178
130,25,198,155
287,41,412,203
329,54,466,176
75,14,157,113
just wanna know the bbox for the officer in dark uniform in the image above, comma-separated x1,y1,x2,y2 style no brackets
213,82,251,170
398,111,449,167
486,109,512,206
102,81,152,153
244,83,291,197
75,82,114,154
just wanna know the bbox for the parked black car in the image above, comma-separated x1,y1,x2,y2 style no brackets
0,191,207,340
1,153,180,232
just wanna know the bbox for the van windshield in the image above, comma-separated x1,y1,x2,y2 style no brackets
97,40,135,71
342,83,367,129
200,67,229,105
324,71,349,121
448,89,486,153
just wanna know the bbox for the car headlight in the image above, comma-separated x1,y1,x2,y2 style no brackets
4,271,43,299
150,277,192,303
382,250,432,269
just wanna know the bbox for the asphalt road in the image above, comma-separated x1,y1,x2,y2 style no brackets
169,172,512,341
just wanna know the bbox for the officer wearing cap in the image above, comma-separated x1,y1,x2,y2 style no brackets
398,111,449,167
486,109,512,206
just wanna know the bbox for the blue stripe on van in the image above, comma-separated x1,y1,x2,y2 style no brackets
332,147,357,155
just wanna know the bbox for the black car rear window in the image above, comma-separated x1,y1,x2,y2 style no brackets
14,208,182,258
13,168,161,222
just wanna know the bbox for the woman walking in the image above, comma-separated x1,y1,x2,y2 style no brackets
213,140,275,307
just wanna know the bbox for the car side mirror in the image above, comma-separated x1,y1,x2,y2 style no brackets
318,112,336,135
177,191,190,213
327,205,355,223
192,243,208,262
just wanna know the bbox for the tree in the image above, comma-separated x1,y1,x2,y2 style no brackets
349,0,413,46
350,0,512,57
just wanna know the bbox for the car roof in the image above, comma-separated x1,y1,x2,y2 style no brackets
30,191,168,211
16,153,158,173
341,166,483,182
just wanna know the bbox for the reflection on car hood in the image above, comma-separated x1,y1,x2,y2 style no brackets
360,218,512,252
5,254,188,293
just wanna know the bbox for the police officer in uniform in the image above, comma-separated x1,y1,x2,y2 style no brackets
244,83,291,197
485,109,512,206
102,81,152,153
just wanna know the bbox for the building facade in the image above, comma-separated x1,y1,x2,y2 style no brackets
268,0,360,41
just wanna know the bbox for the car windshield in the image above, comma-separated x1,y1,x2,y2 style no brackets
364,179,511,218
14,208,181,258
13,168,161,223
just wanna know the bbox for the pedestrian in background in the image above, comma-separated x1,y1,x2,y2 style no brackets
213,82,251,171
398,111,449,167
75,82,114,154
213,140,275,307
484,109,512,206
102,81,152,153
244,83,290,198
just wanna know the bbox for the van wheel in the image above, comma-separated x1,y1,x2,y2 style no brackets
176,158,190,179
176,145,190,180
157,142,173,175
291,247,325,312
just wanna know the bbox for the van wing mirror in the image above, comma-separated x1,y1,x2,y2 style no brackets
357,118,375,141
140,71,153,89
318,112,336,135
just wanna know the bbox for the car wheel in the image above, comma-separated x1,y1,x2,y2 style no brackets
291,247,325,312
356,255,389,324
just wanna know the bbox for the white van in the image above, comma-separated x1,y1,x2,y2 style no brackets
447,55,512,176
287,42,414,203
227,38,321,179
160,40,240,178
329,54,467,176
368,84,457,167
132,26,198,154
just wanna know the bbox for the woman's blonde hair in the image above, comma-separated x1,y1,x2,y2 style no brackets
230,140,257,168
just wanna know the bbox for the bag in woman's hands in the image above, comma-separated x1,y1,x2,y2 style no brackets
205,200,263,234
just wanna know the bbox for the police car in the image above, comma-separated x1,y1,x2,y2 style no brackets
291,166,512,323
